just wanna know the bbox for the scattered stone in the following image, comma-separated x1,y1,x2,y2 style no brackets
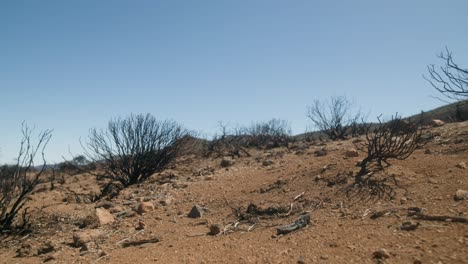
110,206,124,214
400,221,420,231
137,202,155,214
16,243,32,258
456,162,467,169
424,149,432,154
428,178,438,184
314,148,327,157
95,208,115,225
373,248,390,259
297,256,306,264
314,175,321,181
260,179,287,193
220,157,235,167
320,255,329,260
262,159,274,166
135,219,146,230
400,197,408,205
72,230,104,247
208,224,221,236
454,190,468,201
431,119,445,127
344,149,359,158
188,205,204,218
42,255,56,263
116,209,136,218
160,195,173,206
37,241,55,255
95,200,113,209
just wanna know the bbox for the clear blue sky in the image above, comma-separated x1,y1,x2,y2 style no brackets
1,0,467,164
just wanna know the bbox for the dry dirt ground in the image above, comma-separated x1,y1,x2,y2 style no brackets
1,122,468,264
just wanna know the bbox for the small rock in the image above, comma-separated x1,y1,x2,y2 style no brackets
220,157,235,167
344,149,359,158
373,248,390,259
42,255,56,263
400,221,420,231
16,243,32,258
262,159,274,166
135,219,146,230
116,209,136,218
456,162,467,169
209,224,221,236
137,202,155,214
95,200,113,209
428,178,438,184
73,230,104,247
314,175,321,181
320,255,329,260
95,208,115,225
454,189,468,201
160,195,173,206
110,206,124,214
37,241,55,255
188,205,204,218
424,149,432,154
400,197,408,204
431,119,445,127
314,148,327,157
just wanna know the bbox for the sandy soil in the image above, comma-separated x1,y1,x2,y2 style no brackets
1,121,467,264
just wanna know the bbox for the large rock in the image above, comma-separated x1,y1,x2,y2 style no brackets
137,202,155,214
73,230,104,247
431,119,445,127
95,208,115,225
372,249,390,259
188,205,204,218
454,189,468,201
456,162,467,169
344,149,359,158
220,157,235,167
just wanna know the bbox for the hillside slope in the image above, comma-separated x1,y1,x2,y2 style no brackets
1,121,467,263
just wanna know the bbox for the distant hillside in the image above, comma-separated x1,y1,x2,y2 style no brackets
295,100,468,141
406,99,468,125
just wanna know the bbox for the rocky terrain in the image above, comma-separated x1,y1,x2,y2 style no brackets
1,121,467,264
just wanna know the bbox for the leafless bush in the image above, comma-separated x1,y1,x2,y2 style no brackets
0,124,52,235
244,119,291,148
207,122,250,158
82,113,190,187
207,119,291,157
356,114,422,182
307,96,365,140
425,48,467,101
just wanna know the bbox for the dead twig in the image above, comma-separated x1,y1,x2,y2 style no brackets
121,237,161,248
293,192,305,201
412,213,468,224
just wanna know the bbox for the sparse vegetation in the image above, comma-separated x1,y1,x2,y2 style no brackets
425,48,468,101
306,96,365,140
356,114,422,182
82,113,190,187
207,119,291,158
244,119,291,148
0,124,52,236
